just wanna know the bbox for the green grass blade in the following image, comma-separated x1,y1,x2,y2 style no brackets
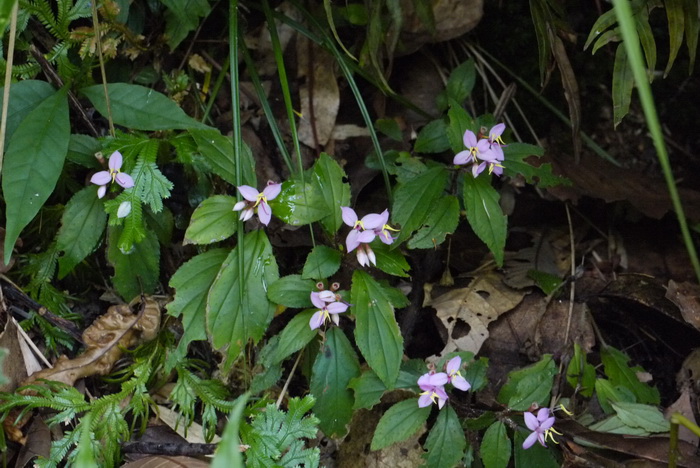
612,0,700,282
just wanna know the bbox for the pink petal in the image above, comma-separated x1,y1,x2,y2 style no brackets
327,302,349,314
309,311,325,330
491,164,504,176
453,150,472,165
524,412,538,431
356,248,369,267
378,230,394,245
463,130,478,148
311,292,326,309
240,208,254,222
366,245,376,266
237,185,260,202
341,207,358,227
97,185,107,198
446,356,461,374
437,395,447,409
108,151,123,170
522,431,538,449
317,290,336,302
356,230,376,244
331,313,340,326
540,417,555,431
536,408,551,422
115,172,134,189
361,213,384,230
232,201,246,211
258,201,272,225
451,375,471,391
489,123,505,139
429,372,448,386
417,373,432,390
346,230,361,252
263,182,282,200
91,171,111,185
472,162,486,177
418,394,433,408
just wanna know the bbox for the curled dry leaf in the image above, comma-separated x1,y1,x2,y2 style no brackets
23,297,160,388
425,272,526,359
665,280,700,331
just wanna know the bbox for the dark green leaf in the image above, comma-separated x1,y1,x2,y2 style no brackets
66,134,101,169
528,270,563,295
349,370,387,410
497,355,556,411
184,195,238,245
191,129,256,187
611,401,670,433
423,406,466,468
56,186,107,279
683,0,699,72
375,118,403,141
445,58,476,106
585,8,619,50
463,174,507,266
81,83,209,131
310,328,360,437
566,343,596,398
145,206,174,245
211,393,249,468
370,399,430,450
108,227,160,302
502,143,566,188
269,180,327,227
612,45,634,127
372,242,410,277
463,357,490,393
301,245,342,280
161,0,211,50
601,346,660,404
414,119,450,154
273,310,317,364
446,103,475,153
0,80,55,150
635,13,656,79
3,88,70,264
665,0,685,77
588,414,650,435
481,421,511,468
351,270,404,388
407,195,460,249
310,153,351,234
513,430,559,468
267,275,316,308
595,378,637,414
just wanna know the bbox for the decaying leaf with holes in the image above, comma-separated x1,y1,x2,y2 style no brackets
425,272,526,359
23,297,160,388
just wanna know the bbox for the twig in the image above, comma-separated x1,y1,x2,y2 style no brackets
91,2,115,137
0,1,19,175
276,350,303,408
563,203,576,347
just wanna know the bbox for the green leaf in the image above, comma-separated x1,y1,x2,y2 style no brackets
3,88,70,265
161,0,211,50
67,134,102,169
513,430,559,468
269,180,327,227
634,13,656,79
131,154,173,213
351,270,403,388
601,346,660,404
595,378,637,414
612,45,634,127
272,310,317,364
446,102,474,153
529,0,550,85
480,421,511,468
665,0,685,77
56,186,107,279
184,195,238,245
166,248,229,371
370,399,430,451
585,8,619,50
463,174,507,266
350,368,424,411
391,166,449,244
422,405,466,468
407,195,460,249
588,414,650,435
212,393,249,468
502,143,567,188
301,245,342,280
463,357,490,393
107,227,160,301
207,231,279,369
683,0,699,73
375,118,403,141
0,0,16,41
444,58,476,107
310,153,351,234
414,119,450,154
528,270,563,295
372,241,410,277
497,355,556,411
267,275,316,308
145,206,174,245
81,83,209,131
191,129,257,187
0,80,56,151
566,343,596,398
310,328,360,437
611,401,670,433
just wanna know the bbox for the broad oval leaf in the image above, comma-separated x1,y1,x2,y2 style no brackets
481,421,511,468
190,129,257,187
463,173,507,266
0,80,55,149
108,227,160,302
267,274,316,308
272,309,317,364
56,186,108,279
184,195,238,245
372,242,410,277
269,180,327,226
370,399,430,451
423,406,467,468
81,83,210,131
497,355,556,411
207,230,279,369
407,195,460,249
301,245,342,280
310,153,351,235
414,119,450,154
351,270,403,388
3,88,70,264
310,327,360,437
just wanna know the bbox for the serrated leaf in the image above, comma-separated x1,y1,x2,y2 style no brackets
269,180,327,227
184,195,238,245
463,174,507,266
207,230,279,369
566,343,596,397
107,227,160,301
665,0,685,77
407,195,460,249
601,346,660,404
166,248,229,371
0,80,56,150
272,310,317,364
81,83,209,131
481,421,511,468
301,245,342,280
422,405,466,468
104,190,146,252
351,270,403,388
56,186,107,278
612,44,634,127
391,166,448,244
190,129,257,187
349,368,423,411
310,328,360,437
372,242,410,277
497,355,556,411
132,158,173,214
370,399,430,451
502,143,566,188
446,103,475,153
267,275,316,308
414,119,450,154
3,88,70,265
611,401,670,433
595,378,637,414
161,0,211,50
445,58,476,106
310,153,351,234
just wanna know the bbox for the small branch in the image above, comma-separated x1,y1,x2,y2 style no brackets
91,2,115,137
0,1,19,175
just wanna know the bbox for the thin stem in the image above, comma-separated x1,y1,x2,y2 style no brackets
91,0,115,137
0,1,19,176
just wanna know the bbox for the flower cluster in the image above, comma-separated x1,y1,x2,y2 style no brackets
233,181,281,226
417,356,471,409
453,123,506,177
91,151,134,198
340,207,398,267
309,283,349,330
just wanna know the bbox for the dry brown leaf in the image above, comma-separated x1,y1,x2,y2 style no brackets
665,280,700,331
15,417,51,467
297,37,340,148
23,298,160,388
0,317,30,393
425,272,526,358
665,388,699,446
121,456,210,468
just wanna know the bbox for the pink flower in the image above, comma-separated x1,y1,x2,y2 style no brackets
417,372,449,409
453,125,507,177
522,408,555,449
341,207,398,266
453,130,493,167
309,291,349,330
445,356,471,391
90,151,134,198
233,181,282,226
